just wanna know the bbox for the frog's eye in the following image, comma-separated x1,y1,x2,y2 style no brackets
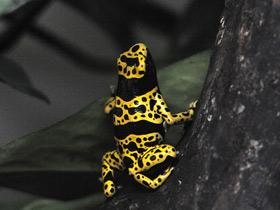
144,51,156,75
146,60,149,68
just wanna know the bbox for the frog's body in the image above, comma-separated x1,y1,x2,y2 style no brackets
102,43,197,197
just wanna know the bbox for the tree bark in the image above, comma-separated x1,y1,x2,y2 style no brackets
97,1,280,209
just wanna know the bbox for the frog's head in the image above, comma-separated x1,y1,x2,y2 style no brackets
117,43,156,79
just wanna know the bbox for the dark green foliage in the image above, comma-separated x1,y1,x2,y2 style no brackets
0,57,50,104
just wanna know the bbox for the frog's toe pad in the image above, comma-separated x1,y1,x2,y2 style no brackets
189,100,198,109
103,180,116,197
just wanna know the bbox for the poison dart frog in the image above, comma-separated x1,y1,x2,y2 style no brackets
101,43,197,197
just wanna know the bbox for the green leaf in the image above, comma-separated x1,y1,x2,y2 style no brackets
0,51,210,199
0,0,32,16
160,50,210,144
21,193,104,210
0,57,50,104
0,200,33,210
0,97,112,199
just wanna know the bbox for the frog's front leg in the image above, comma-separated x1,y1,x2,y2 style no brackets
159,97,198,125
128,144,177,189
171,100,198,125
101,150,124,197
104,96,115,114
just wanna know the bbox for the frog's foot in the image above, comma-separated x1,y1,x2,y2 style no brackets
128,144,177,189
109,85,116,95
101,150,124,197
103,180,115,198
189,100,198,109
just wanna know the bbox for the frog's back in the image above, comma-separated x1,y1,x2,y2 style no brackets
113,85,165,140
113,43,166,166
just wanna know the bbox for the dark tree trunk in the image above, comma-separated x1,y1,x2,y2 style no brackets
97,1,280,209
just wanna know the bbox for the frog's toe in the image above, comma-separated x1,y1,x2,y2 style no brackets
189,100,198,109
103,180,116,198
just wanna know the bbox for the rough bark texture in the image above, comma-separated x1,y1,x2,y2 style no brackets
97,1,280,209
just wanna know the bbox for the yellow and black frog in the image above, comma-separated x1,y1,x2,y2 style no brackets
101,43,197,197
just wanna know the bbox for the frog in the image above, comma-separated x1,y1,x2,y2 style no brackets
101,43,197,197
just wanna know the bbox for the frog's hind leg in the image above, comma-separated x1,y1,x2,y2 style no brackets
134,166,174,189
128,144,177,189
101,150,124,197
